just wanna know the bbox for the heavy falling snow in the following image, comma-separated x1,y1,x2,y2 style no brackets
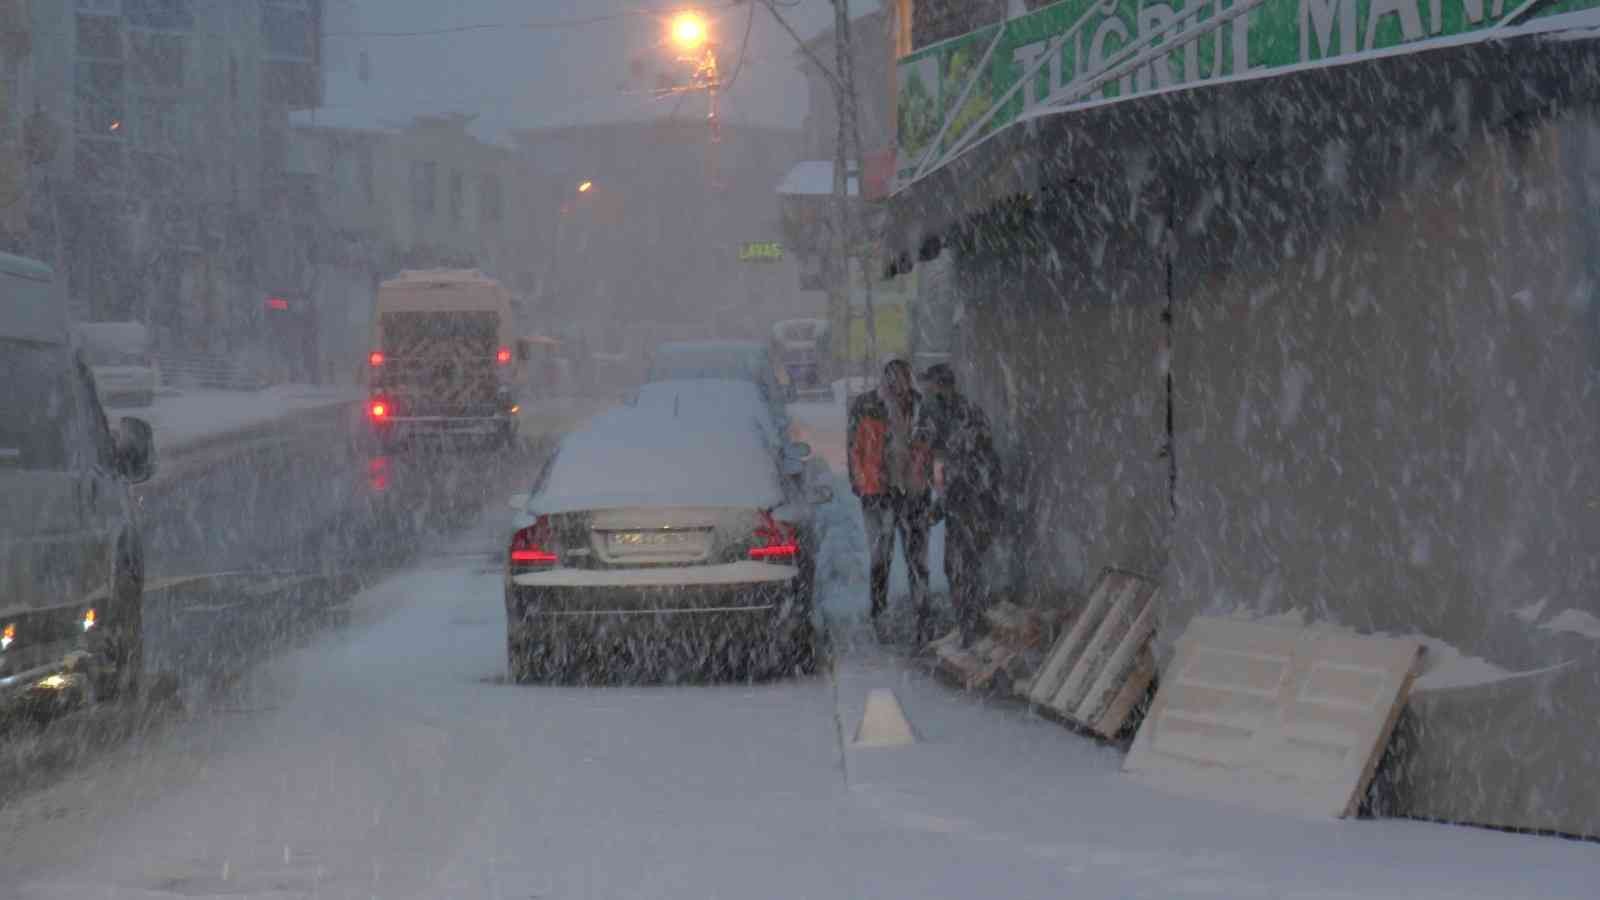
3,0,1600,898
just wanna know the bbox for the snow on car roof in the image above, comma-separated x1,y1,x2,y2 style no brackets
531,400,783,515
634,378,779,436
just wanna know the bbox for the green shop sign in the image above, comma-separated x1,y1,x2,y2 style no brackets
894,0,1600,189
739,241,785,262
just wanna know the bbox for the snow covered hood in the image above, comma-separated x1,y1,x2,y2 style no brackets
530,402,783,515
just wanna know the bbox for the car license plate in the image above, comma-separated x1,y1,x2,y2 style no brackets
610,530,695,549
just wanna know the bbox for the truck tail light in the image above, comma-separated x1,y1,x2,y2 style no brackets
510,517,559,568
496,346,512,365
749,511,798,561
369,399,390,421
369,351,385,367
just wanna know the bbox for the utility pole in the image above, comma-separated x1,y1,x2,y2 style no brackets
833,0,878,378
760,0,877,385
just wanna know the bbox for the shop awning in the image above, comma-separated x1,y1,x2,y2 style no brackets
880,11,1600,268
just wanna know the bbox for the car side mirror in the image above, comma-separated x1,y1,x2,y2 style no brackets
115,417,156,484
807,483,833,505
508,492,530,511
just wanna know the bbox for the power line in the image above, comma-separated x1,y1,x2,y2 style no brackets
325,3,743,40
718,1,758,95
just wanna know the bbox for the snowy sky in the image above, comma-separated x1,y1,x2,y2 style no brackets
313,1,882,143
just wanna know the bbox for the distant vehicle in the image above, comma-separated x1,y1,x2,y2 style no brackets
503,391,830,683
770,318,830,393
76,321,157,408
0,253,156,713
365,269,523,449
646,338,793,413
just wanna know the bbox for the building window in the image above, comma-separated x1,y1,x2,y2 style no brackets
74,138,124,188
133,95,181,149
75,61,125,136
76,13,124,61
262,0,313,63
479,173,502,224
412,160,436,221
0,55,18,147
449,169,464,225
360,147,375,204
125,0,195,31
130,32,186,90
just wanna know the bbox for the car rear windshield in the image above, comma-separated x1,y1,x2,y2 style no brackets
0,342,80,470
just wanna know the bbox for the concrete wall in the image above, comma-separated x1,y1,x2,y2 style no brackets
956,177,1170,605
937,42,1600,834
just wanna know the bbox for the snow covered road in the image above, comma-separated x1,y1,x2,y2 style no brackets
2,496,1598,898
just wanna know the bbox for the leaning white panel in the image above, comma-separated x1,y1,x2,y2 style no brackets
1123,616,1424,819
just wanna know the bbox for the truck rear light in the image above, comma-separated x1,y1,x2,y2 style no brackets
369,400,389,421
749,511,799,561
369,351,385,367
510,517,559,567
2,623,14,650
496,346,512,365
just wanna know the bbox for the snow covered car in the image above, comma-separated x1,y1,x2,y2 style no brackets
503,396,830,683
76,321,158,408
646,338,794,407
1,253,156,713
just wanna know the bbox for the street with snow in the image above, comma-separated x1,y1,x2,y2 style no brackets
1,398,1596,900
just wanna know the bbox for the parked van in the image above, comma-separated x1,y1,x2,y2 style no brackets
0,253,156,711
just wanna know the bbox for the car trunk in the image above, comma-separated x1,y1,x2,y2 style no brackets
542,507,761,570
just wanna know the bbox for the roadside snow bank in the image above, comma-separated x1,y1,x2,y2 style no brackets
142,384,353,454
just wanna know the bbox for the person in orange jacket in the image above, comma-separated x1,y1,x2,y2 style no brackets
847,359,934,644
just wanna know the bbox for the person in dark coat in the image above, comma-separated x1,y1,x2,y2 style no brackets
917,363,1003,648
847,359,934,644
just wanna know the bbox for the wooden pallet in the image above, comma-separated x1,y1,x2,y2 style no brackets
1025,568,1161,739
927,601,1060,692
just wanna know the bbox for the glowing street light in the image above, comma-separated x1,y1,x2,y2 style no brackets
669,11,707,51
577,180,593,193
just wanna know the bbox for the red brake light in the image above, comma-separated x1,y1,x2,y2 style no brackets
369,351,385,367
510,517,559,567
369,400,389,420
496,346,512,365
749,511,799,561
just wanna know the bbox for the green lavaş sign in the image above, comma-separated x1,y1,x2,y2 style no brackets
739,241,784,262
895,0,1600,189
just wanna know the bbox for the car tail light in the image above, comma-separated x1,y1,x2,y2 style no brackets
496,346,512,365
369,400,390,421
510,517,559,568
749,511,799,561
369,351,385,367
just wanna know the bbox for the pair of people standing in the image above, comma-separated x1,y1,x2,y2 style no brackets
846,359,1002,648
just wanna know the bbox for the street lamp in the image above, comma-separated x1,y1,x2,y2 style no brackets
669,12,708,52
577,180,593,193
